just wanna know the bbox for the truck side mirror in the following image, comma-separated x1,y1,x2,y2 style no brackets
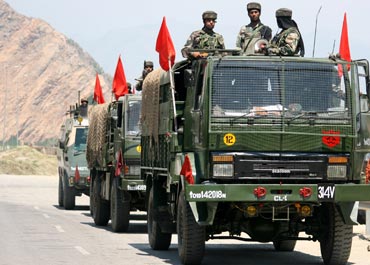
184,69,194,88
360,94,369,112
59,140,65,149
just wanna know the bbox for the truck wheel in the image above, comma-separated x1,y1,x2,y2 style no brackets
320,203,353,265
58,176,64,207
147,186,171,250
92,176,110,226
177,190,205,265
110,178,130,232
63,175,75,210
273,238,297,251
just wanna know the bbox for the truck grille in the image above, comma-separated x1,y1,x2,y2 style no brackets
233,153,326,180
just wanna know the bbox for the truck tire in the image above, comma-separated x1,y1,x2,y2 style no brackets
320,203,353,265
63,175,75,210
92,176,110,226
110,177,130,232
273,237,297,251
148,186,171,250
58,175,64,207
177,190,205,265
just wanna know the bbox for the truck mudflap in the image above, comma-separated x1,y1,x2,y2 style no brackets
121,179,146,191
184,183,370,203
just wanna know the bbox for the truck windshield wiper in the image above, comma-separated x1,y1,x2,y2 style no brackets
73,150,85,156
288,111,318,123
230,112,251,123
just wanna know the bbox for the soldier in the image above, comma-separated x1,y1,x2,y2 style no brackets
268,8,305,56
80,98,88,117
135,60,154,92
181,11,225,59
127,82,133,94
236,2,272,55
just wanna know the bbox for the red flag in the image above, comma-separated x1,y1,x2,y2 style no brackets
365,159,370,184
115,149,123,176
93,73,105,104
180,155,194,185
112,56,128,100
74,164,80,183
155,17,176,71
338,13,351,76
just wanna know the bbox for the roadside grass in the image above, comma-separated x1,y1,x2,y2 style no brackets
0,146,57,175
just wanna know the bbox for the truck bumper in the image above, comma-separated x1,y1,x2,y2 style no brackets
184,183,370,225
121,178,146,192
185,183,370,202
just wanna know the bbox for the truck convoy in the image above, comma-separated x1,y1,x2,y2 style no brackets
86,94,144,232
57,100,90,210
140,51,370,265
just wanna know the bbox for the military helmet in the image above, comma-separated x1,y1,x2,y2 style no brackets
247,2,261,11
81,98,88,103
202,11,217,20
144,61,153,68
276,8,292,17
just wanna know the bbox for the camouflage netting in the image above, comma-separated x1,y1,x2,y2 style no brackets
86,102,109,168
141,68,164,144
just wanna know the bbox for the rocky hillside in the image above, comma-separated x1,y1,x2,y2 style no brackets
0,0,111,146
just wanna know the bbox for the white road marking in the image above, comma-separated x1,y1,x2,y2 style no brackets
42,213,50,219
75,246,90,255
55,225,65,233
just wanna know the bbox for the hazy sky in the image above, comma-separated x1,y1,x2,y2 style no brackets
5,0,370,86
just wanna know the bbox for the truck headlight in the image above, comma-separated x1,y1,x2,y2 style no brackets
128,165,140,175
213,164,234,177
327,165,347,179
327,156,348,180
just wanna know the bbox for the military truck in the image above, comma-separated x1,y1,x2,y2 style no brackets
140,52,370,265
87,94,144,232
57,101,90,210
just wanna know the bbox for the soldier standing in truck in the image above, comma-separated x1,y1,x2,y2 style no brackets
236,2,272,55
181,10,225,59
268,8,305,56
80,98,88,117
135,61,154,92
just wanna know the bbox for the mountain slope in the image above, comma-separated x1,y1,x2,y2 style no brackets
0,0,111,145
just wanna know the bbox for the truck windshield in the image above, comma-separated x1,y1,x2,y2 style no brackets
126,100,142,136
211,60,350,120
74,127,88,152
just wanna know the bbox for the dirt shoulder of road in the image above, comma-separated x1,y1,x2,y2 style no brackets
0,146,57,175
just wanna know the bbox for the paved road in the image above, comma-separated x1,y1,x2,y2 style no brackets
0,174,369,265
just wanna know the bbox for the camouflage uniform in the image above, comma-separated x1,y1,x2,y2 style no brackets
181,11,225,58
236,23,272,55
135,61,154,92
236,2,272,55
268,8,304,56
270,27,301,56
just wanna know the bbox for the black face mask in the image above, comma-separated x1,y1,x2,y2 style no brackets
276,16,296,30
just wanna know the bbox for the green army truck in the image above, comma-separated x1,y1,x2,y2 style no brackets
140,52,370,265
87,94,144,232
57,102,90,210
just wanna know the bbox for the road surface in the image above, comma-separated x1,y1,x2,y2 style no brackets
0,174,369,265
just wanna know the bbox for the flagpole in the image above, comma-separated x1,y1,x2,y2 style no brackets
169,59,177,132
